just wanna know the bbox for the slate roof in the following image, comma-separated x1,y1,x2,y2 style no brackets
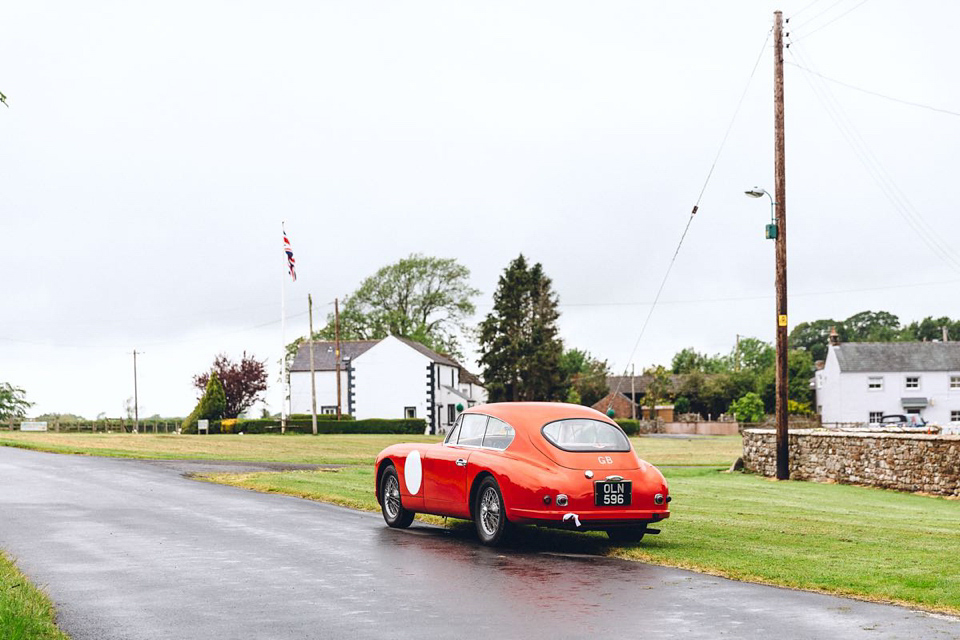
289,336,466,372
459,368,483,386
289,340,378,372
395,337,459,367
606,374,681,395
834,342,960,372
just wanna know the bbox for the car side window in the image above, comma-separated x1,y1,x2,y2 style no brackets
457,414,488,447
481,417,515,450
444,415,463,445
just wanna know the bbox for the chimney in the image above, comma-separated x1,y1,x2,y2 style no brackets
943,326,949,342
828,326,840,347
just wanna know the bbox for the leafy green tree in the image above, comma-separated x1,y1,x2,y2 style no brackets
758,349,815,413
642,365,672,418
479,255,565,402
844,310,901,342
0,383,32,420
789,319,841,362
310,254,479,359
182,371,226,432
673,395,691,414
729,392,765,423
670,347,731,374
194,352,268,418
560,348,610,407
671,348,702,374
899,316,960,342
736,337,775,372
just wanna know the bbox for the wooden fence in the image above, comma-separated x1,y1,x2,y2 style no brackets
1,418,180,433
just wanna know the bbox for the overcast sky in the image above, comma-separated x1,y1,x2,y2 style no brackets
3,0,959,419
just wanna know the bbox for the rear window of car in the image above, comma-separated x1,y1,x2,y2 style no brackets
541,419,629,452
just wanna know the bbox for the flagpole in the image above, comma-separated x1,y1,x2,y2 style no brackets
281,221,287,434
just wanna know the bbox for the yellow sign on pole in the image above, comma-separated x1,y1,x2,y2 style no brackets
778,314,788,327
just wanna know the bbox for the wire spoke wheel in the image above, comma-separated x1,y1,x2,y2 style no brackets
383,475,401,520
478,486,501,537
380,465,414,529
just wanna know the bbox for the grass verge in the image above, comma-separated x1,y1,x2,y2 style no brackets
206,465,960,615
0,552,69,640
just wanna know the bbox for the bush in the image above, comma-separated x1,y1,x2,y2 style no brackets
232,418,426,435
289,413,354,421
182,372,226,433
673,396,691,415
615,419,641,436
729,392,765,423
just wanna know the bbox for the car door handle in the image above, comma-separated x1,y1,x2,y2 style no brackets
455,458,467,467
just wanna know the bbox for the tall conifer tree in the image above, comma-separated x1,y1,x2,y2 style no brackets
479,255,565,401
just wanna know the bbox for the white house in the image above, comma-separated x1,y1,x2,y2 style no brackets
815,340,960,426
288,335,487,434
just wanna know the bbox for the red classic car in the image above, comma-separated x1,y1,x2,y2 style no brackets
375,402,671,546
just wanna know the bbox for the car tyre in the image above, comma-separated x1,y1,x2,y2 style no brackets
605,527,646,544
474,476,512,546
380,465,415,529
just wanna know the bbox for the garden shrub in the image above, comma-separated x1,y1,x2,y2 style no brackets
233,418,425,435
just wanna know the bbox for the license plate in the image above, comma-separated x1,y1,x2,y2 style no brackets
595,480,632,506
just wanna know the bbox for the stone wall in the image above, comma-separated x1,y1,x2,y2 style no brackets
742,429,960,497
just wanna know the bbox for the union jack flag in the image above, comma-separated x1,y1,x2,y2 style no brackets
283,225,296,282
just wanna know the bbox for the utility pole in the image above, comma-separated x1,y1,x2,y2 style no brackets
773,10,790,480
335,297,342,421
630,364,636,420
735,334,741,372
132,350,140,433
308,294,318,435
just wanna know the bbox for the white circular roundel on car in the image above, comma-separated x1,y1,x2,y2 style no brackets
405,450,422,495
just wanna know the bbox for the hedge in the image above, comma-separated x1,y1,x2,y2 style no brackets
231,418,426,435
615,419,641,436
289,413,354,421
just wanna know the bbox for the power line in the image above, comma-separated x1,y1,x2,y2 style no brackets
789,0,871,41
786,61,960,118
788,0,829,21
604,30,776,409
692,30,771,211
787,0,852,32
787,42,960,273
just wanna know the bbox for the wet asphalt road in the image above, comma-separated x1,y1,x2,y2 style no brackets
1,447,958,640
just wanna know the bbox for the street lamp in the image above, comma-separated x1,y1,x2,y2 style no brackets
745,187,777,240
746,185,790,480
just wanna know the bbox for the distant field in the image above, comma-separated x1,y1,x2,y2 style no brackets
0,432,742,468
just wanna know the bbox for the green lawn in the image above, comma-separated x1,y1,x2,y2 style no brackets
0,432,743,468
207,465,960,614
0,552,69,640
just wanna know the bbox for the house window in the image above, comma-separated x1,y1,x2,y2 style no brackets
321,406,336,415
905,376,920,389
867,377,883,390
951,376,960,390
868,411,883,423
906,408,921,416
952,411,960,423
404,406,416,419
447,404,457,424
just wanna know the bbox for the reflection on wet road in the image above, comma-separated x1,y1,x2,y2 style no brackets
0,447,957,640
